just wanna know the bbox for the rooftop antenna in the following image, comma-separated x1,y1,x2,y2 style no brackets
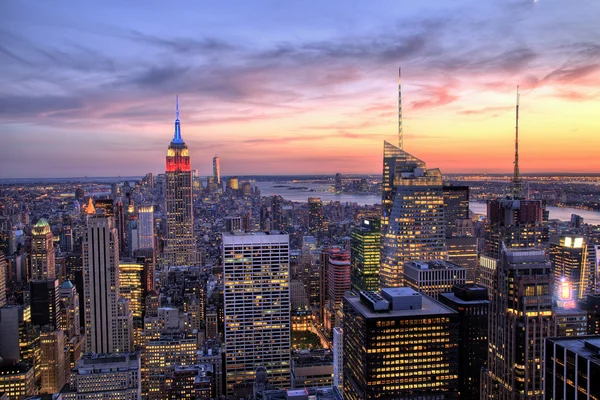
398,67,403,150
512,86,522,199
173,95,183,143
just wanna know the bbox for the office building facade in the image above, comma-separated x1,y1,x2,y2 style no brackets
482,248,554,399
83,213,133,353
222,231,291,395
343,288,459,400
404,260,466,300
550,235,593,302
350,219,380,293
61,353,141,399
380,141,447,287
439,284,490,400
544,336,600,400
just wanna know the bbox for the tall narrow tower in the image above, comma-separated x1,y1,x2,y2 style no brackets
398,67,403,150
213,155,221,185
31,218,55,280
512,86,522,199
380,68,447,287
164,96,197,266
83,207,133,353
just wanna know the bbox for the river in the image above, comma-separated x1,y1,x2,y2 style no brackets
254,181,600,225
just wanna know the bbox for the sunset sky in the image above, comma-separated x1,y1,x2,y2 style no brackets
1,0,600,178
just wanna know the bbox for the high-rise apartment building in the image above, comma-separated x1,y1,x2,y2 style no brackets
343,288,459,400
325,248,350,333
213,155,221,185
544,336,600,400
550,235,593,302
83,211,133,353
61,353,141,399
404,260,466,300
308,197,324,238
31,218,55,280
439,284,489,400
350,219,380,293
222,231,291,395
164,97,196,266
482,248,554,399
380,141,447,287
137,205,155,251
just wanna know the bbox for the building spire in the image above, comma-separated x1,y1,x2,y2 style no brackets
398,67,403,150
173,95,183,144
512,86,522,199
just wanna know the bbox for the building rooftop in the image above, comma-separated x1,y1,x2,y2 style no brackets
548,336,600,364
346,289,456,319
439,291,490,306
404,260,464,271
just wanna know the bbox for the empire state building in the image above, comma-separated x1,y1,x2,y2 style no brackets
164,97,197,266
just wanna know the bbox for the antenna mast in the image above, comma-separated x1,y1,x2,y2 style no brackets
512,86,522,199
398,67,403,150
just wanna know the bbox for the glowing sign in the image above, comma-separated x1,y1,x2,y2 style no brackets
560,278,571,300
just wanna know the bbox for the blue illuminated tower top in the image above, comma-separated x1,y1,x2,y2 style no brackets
172,95,184,144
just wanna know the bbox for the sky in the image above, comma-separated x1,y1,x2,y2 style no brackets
1,0,600,178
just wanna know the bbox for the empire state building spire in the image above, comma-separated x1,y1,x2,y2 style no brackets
172,95,184,144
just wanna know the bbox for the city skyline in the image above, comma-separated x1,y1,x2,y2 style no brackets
2,1,600,178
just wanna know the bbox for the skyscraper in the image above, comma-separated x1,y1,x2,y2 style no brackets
443,185,470,236
343,288,459,400
31,218,55,280
380,141,447,287
544,336,600,400
39,327,66,394
222,231,291,395
83,210,133,353
482,248,554,399
308,197,324,238
350,219,380,292
439,284,490,400
380,70,446,287
0,253,6,307
30,278,60,329
137,205,155,251
443,185,478,282
550,235,593,302
213,155,221,185
164,96,197,266
325,248,350,334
